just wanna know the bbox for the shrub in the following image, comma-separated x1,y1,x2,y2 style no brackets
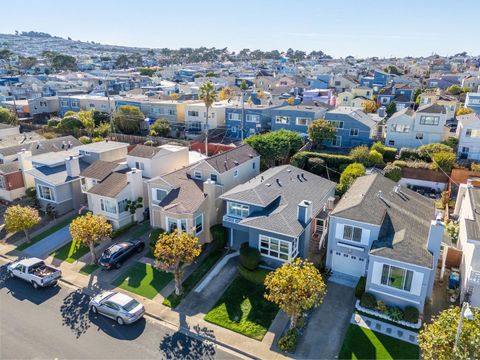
399,148,419,161
210,225,227,250
92,136,104,143
57,116,84,131
290,151,353,175
472,163,480,172
376,300,387,313
386,306,404,321
360,292,376,309
392,160,407,167
239,246,261,270
371,141,385,155
79,136,92,144
337,163,366,195
278,328,298,352
417,143,453,160
431,151,456,173
403,306,419,323
355,276,366,299
149,228,165,251
238,265,269,285
369,150,384,166
384,164,402,182
111,222,136,239
47,118,61,127
383,147,398,162
144,140,156,146
350,145,371,166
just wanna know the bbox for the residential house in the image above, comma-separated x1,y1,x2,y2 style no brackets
184,101,229,136
376,84,415,110
221,165,335,267
336,87,374,108
462,75,480,91
302,89,334,105
330,74,358,93
326,174,445,311
456,112,480,160
418,91,459,120
28,96,59,118
58,94,113,116
225,103,281,140
270,104,330,136
0,161,25,201
427,75,461,90
148,144,260,243
465,93,480,114
360,70,394,91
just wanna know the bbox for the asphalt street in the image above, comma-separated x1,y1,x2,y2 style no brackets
0,258,242,360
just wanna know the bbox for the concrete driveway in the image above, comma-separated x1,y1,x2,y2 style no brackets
295,282,356,359
24,225,71,259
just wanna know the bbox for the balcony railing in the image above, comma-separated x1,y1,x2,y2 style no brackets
223,215,241,224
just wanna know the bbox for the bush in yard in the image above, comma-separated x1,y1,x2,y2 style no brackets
382,146,398,162
79,136,92,144
403,306,419,323
337,163,366,195
210,225,227,250
290,151,353,174
384,164,402,182
47,118,61,127
431,151,456,173
399,148,419,161
350,145,372,166
360,292,376,309
238,265,269,285
278,328,298,353
371,141,385,155
355,276,366,299
386,306,403,321
239,246,261,270
376,300,387,313
417,143,454,160
149,228,165,251
369,149,384,166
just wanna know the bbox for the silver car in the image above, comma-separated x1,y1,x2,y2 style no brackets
89,291,145,325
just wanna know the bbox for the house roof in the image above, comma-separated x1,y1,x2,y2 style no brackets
326,107,376,128
457,112,480,126
221,165,336,237
465,187,480,241
389,107,415,120
204,144,258,174
87,172,128,198
27,159,90,185
128,144,163,159
417,103,446,114
0,135,81,157
0,161,21,174
331,174,441,268
80,160,125,181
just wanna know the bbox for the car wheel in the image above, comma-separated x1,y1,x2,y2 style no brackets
32,281,39,289
7,269,12,277
115,262,122,269
90,305,98,314
117,317,124,325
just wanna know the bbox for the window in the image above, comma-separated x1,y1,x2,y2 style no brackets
296,117,310,126
234,169,238,177
193,170,202,179
388,140,395,146
415,132,424,140
275,116,290,124
135,161,145,170
227,202,249,218
188,121,203,131
118,199,128,213
228,113,241,121
466,129,480,138
332,135,342,147
419,115,440,126
0,176,5,190
350,128,359,136
343,225,362,242
89,103,95,108
188,110,199,117
101,199,117,214
71,101,79,108
168,109,176,116
153,188,168,202
259,235,294,262
210,174,218,182
246,114,260,123
328,120,344,129
380,264,413,292
391,124,410,133
252,162,256,170
166,217,187,233
61,100,68,107
195,214,203,235
37,185,55,201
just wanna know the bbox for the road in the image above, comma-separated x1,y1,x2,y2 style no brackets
0,259,242,360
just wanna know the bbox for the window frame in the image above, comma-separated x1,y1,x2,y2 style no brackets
37,184,56,202
295,117,311,126
350,128,359,136
193,170,202,179
166,217,188,233
227,202,249,219
275,116,290,125
258,235,293,262
194,214,203,235
419,115,440,126
380,264,413,292
342,225,362,242
100,198,117,214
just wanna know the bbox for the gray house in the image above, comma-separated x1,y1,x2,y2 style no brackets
221,165,336,267
326,174,445,311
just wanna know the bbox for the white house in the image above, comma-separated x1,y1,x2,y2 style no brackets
184,101,229,136
456,113,480,161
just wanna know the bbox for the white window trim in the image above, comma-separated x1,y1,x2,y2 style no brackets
258,234,294,262
37,184,56,202
342,224,363,242
193,170,202,179
275,116,290,124
100,198,117,214
295,117,310,126
380,264,414,293
227,202,249,219
165,216,188,233
152,188,168,203
194,214,204,235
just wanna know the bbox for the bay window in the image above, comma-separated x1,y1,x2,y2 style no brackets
118,199,128,213
380,264,413,291
259,235,295,262
101,199,117,214
37,185,55,201
166,217,188,233
227,202,249,218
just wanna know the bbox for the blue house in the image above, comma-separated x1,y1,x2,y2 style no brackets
360,70,394,91
426,75,461,90
225,103,281,139
270,104,330,137
465,92,480,114
324,107,376,149
221,165,336,267
307,74,331,89
175,69,198,82
377,84,415,109
58,95,81,116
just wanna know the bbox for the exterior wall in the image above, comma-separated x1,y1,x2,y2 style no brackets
86,187,133,230
79,146,128,164
35,178,75,215
28,97,59,116
457,119,480,161
225,106,276,139
324,112,373,149
0,171,26,201
270,108,327,135
398,177,446,192
127,149,189,179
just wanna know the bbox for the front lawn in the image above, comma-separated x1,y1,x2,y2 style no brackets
338,324,419,360
111,262,173,299
16,215,76,251
79,264,99,275
163,249,224,308
204,275,278,340
50,239,90,263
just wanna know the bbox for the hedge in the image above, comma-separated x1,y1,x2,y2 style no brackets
355,277,366,299
239,245,261,270
290,151,353,176
278,328,298,352
210,224,227,250
384,164,402,182
238,265,270,285
399,148,420,161
360,292,376,309
383,146,397,162
403,306,419,323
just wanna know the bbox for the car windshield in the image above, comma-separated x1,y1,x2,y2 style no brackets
102,244,128,259
123,299,140,312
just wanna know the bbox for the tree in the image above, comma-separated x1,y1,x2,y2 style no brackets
138,67,156,76
337,163,366,195
264,258,326,329
308,119,336,146
199,82,217,154
115,54,130,69
0,108,18,125
150,118,171,137
417,143,454,160
383,65,403,75
0,49,13,60
113,105,145,134
169,93,180,101
287,97,295,106
418,306,480,360
124,197,143,223
57,115,84,132
94,122,111,137
218,87,235,101
154,229,202,296
69,212,112,264
246,129,303,169
4,205,41,243
457,107,474,116
446,84,463,96
362,100,378,113
51,54,77,71
77,110,95,136
386,102,397,117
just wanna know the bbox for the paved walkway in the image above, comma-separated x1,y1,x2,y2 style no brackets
295,282,356,359
24,225,71,259
352,313,419,345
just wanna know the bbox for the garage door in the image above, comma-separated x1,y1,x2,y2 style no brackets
332,251,366,277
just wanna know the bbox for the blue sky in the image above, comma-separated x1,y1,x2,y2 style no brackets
1,0,478,58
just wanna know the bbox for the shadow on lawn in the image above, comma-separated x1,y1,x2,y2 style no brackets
339,325,377,360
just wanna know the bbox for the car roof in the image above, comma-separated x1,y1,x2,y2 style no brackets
109,292,134,307
105,243,130,253
19,258,43,267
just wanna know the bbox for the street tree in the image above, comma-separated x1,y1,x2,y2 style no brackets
457,107,474,116
418,306,480,360
0,108,18,125
386,102,397,117
199,82,217,154
4,205,41,243
149,118,171,137
264,258,326,329
308,119,336,147
153,229,202,296
69,212,112,264
113,105,145,134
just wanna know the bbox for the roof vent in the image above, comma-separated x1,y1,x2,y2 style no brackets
233,160,239,165
266,183,271,187
287,168,292,173
276,178,282,186
301,173,306,180
377,190,383,198
261,175,264,182
249,154,253,158
393,185,400,193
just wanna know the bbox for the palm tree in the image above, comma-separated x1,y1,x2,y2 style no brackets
199,82,218,155
239,80,249,141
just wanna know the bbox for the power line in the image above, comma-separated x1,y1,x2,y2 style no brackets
416,137,459,186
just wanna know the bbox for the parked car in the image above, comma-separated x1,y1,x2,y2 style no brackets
7,257,61,289
89,291,145,325
98,240,145,270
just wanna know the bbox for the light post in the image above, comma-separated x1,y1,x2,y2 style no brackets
454,302,474,350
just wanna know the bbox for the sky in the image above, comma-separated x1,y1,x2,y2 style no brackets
1,0,479,58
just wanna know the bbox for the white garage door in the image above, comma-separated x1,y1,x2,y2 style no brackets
332,251,366,277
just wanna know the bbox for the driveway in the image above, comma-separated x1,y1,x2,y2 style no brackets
295,282,356,359
24,225,71,259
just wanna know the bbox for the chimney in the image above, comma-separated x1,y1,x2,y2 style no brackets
18,149,34,187
127,167,143,200
427,213,444,270
297,200,312,225
203,179,218,234
65,155,81,178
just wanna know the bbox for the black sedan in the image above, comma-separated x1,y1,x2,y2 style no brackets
99,240,145,270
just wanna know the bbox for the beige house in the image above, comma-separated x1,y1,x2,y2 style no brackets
336,87,373,108
148,144,260,243
184,100,229,135
418,91,459,120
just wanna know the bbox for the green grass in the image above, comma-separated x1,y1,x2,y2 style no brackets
50,239,90,263
112,262,173,299
79,264,99,275
204,275,278,340
163,249,224,308
16,215,76,251
338,324,419,360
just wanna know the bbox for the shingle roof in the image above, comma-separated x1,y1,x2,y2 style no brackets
221,165,336,237
205,144,259,174
128,144,163,159
0,136,81,157
331,174,442,267
417,103,446,114
87,172,128,198
80,160,125,181
0,161,21,174
465,187,480,241
26,160,90,185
